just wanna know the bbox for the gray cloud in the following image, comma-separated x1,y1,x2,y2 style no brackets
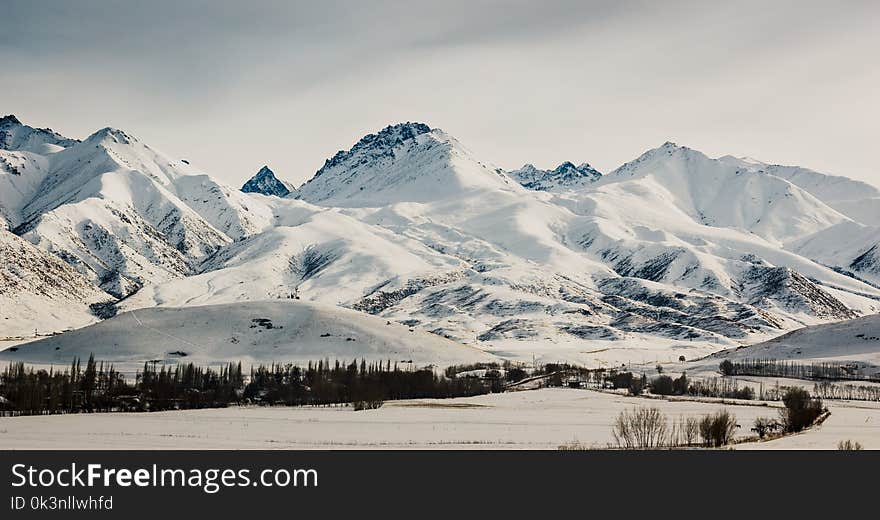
2,0,878,187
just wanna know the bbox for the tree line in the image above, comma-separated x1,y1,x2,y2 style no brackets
0,355,497,416
719,358,880,383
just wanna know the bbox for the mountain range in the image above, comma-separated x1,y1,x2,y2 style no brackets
2,115,879,368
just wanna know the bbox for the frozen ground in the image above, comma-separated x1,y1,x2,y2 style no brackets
1,388,784,450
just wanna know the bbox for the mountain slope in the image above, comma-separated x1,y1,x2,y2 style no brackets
0,229,112,336
0,149,51,229
121,198,466,310
719,155,880,227
792,221,880,286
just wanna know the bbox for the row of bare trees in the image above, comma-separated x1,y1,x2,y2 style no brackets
611,407,738,449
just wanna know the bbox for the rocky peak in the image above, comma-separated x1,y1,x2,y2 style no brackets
314,122,432,178
0,114,22,127
241,165,292,197
508,160,601,191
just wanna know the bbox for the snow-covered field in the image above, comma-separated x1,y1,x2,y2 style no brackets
0,388,790,450
739,400,880,450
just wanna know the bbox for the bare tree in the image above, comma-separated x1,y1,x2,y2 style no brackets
699,409,738,447
612,407,669,449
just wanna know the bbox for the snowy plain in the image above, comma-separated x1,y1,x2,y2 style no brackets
0,388,823,450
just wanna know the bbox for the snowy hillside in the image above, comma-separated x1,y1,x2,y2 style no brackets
241,166,293,197
2,116,880,369
0,301,496,370
698,313,880,370
0,229,112,337
718,155,880,227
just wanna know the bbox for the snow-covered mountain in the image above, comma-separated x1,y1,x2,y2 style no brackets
714,154,880,286
0,116,276,331
294,122,518,206
4,120,274,298
508,161,601,191
241,165,293,197
2,116,879,369
593,142,849,245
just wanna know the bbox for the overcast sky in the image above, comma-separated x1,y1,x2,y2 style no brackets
2,0,878,187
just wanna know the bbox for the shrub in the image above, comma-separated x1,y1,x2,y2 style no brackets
650,375,674,395
353,399,384,411
732,386,755,400
751,417,781,439
628,376,645,396
837,440,863,451
609,371,634,389
672,373,688,395
699,409,738,447
779,387,824,432
719,359,734,376
612,407,669,449
672,415,700,446
506,367,527,383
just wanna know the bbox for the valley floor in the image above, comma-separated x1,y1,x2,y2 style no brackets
6,387,875,450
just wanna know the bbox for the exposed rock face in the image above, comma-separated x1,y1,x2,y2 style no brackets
241,166,292,197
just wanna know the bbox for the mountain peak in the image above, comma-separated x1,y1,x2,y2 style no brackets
296,122,515,206
316,122,432,176
509,160,601,191
86,127,136,145
375,122,432,140
0,115,78,153
0,114,22,127
611,141,708,176
241,165,292,197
